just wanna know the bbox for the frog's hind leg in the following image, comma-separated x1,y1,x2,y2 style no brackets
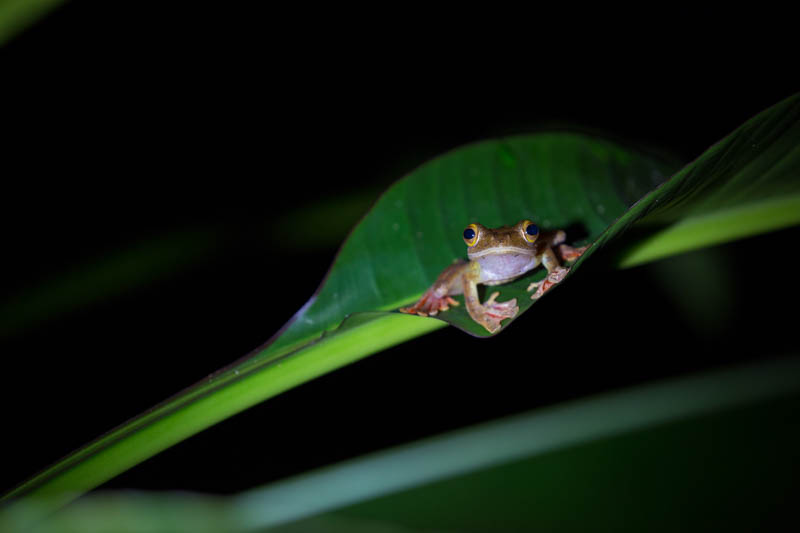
399,261,464,317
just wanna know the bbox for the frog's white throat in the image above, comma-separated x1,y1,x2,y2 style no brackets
471,250,539,284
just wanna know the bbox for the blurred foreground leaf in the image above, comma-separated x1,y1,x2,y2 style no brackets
4,357,798,532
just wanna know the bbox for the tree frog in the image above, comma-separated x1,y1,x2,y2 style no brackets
399,220,587,333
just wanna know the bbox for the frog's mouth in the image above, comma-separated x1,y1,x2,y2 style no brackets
469,246,533,258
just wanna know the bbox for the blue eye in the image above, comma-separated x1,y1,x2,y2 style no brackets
463,227,476,240
526,224,539,236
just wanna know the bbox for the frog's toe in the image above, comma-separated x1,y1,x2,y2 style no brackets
400,290,459,317
479,295,518,332
481,319,503,334
558,244,589,262
485,300,518,319
483,292,517,314
529,267,569,300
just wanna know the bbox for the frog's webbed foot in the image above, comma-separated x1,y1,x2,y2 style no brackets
399,289,460,317
527,243,588,300
558,243,589,262
477,292,518,333
527,267,569,300
400,261,467,317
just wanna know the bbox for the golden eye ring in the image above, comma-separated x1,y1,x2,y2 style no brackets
520,219,539,243
463,223,479,246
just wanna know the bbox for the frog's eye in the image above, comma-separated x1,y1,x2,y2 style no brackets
521,220,539,243
463,224,479,247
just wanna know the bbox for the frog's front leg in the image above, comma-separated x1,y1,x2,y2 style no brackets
399,261,464,317
462,261,518,333
527,243,588,300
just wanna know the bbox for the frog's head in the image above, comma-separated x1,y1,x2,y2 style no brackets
463,219,539,259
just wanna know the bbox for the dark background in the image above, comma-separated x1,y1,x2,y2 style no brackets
1,2,797,497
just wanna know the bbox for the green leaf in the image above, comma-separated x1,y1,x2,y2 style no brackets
4,94,799,511
259,93,800,346
262,132,674,343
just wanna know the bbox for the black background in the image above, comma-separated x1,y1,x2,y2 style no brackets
1,2,798,498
